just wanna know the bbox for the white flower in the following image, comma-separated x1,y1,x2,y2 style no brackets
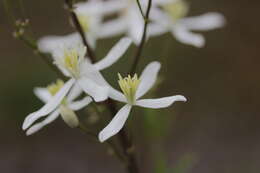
98,61,187,142
98,0,147,45
23,79,92,135
22,38,132,135
37,0,117,52
53,37,132,103
149,0,226,47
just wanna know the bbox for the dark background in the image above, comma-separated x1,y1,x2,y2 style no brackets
0,0,260,172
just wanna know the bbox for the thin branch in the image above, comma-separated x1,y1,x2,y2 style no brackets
136,0,145,19
64,0,97,63
130,0,153,75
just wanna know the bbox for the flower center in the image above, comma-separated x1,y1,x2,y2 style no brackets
163,0,189,23
118,73,140,104
47,79,64,96
47,79,67,104
62,45,86,78
77,14,91,32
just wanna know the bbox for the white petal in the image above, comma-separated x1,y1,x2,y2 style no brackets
128,8,144,45
33,88,52,103
26,109,60,136
37,33,81,55
98,18,127,38
180,12,226,31
68,96,92,111
136,95,187,109
22,79,75,130
77,77,108,102
108,87,127,103
67,83,82,102
93,37,132,70
172,25,205,48
136,61,161,99
98,104,132,142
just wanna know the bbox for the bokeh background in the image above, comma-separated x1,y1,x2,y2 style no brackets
1,0,260,172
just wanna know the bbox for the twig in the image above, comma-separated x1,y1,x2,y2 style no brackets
130,0,153,75
64,0,97,63
136,0,145,19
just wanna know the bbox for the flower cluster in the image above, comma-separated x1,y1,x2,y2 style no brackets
22,0,225,143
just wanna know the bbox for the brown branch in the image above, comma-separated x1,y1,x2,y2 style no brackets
64,0,97,63
130,0,153,75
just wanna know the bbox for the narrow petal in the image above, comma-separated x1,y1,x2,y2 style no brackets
26,109,60,136
68,96,92,111
22,79,75,130
77,77,108,102
37,33,81,55
67,83,82,102
33,87,52,103
172,25,205,48
98,18,127,38
98,104,132,142
128,8,144,45
108,87,127,103
93,37,132,70
136,61,161,99
180,12,226,31
136,95,187,109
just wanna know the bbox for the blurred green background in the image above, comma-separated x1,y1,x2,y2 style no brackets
1,0,260,172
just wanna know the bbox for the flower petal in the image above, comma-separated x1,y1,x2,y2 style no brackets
136,95,187,109
98,18,127,38
128,8,144,45
68,96,92,111
26,109,60,136
172,25,205,48
136,61,161,99
98,104,132,142
67,83,82,102
22,79,75,130
34,87,52,103
180,12,226,31
108,87,127,103
37,33,81,55
77,77,108,102
93,37,132,70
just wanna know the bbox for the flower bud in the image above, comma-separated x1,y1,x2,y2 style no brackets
59,105,79,128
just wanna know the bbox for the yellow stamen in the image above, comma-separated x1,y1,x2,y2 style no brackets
163,0,189,22
118,73,140,104
47,79,64,96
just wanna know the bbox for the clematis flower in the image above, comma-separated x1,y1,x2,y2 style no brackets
23,79,92,135
37,0,119,52
149,0,226,47
23,37,132,135
98,61,187,142
98,0,148,45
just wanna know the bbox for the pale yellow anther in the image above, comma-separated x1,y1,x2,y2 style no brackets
163,0,189,22
62,46,85,78
118,73,140,104
77,14,91,32
47,79,64,96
